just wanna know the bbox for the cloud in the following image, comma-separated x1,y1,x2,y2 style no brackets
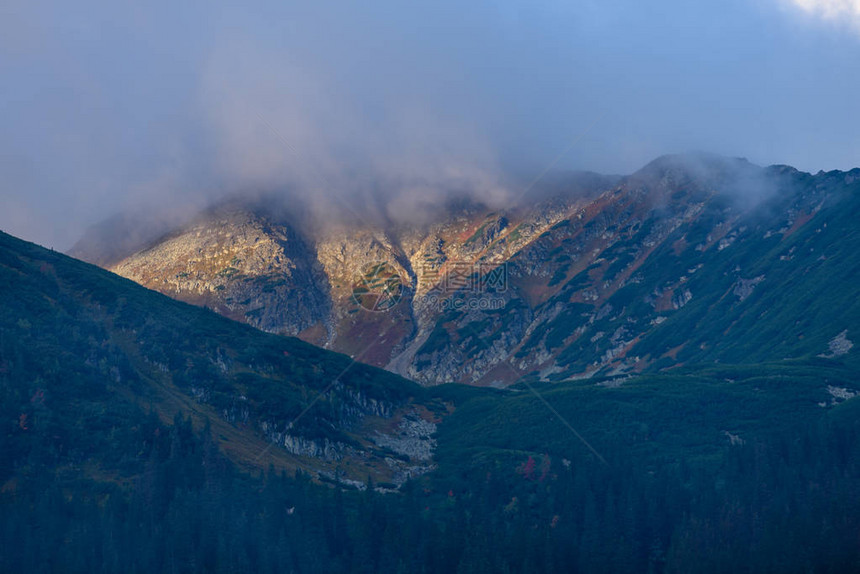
198,32,511,227
784,0,860,29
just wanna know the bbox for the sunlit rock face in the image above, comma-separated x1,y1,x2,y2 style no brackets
110,207,331,338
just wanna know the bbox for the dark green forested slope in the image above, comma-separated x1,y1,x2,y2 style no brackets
0,229,422,486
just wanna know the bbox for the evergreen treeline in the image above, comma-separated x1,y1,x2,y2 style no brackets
2,403,858,574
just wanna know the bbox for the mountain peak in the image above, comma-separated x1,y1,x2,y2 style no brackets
630,152,759,187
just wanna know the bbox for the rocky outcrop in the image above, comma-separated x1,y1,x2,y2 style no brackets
373,410,437,461
820,330,854,358
110,209,330,337
733,275,765,302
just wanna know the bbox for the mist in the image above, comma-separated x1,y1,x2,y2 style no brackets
2,0,859,249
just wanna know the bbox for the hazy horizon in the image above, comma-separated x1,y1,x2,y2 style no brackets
2,0,859,249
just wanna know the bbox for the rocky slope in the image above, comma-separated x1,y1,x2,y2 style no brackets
109,206,331,338
71,154,860,385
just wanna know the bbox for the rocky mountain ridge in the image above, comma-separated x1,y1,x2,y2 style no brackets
71,154,860,385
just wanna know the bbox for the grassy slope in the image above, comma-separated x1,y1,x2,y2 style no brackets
630,170,860,370
431,361,860,489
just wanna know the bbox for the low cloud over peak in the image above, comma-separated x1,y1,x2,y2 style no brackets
2,1,859,249
200,33,511,225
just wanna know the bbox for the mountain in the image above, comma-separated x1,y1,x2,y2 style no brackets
4,227,860,572
0,230,439,488
72,154,860,385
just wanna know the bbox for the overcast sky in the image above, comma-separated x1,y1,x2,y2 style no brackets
1,0,859,249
